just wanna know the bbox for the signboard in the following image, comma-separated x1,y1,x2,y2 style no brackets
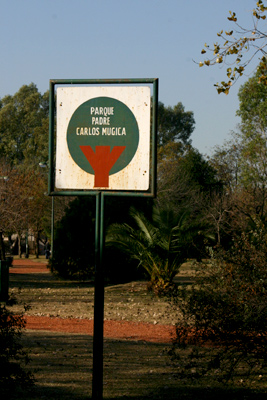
49,78,158,399
56,86,151,191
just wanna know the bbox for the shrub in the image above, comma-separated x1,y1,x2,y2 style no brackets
106,205,211,293
0,297,34,394
49,197,95,279
169,228,267,385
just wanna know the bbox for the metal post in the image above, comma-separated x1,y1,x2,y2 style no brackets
92,192,105,399
51,196,54,257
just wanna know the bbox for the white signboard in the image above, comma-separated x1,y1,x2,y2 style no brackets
56,86,151,190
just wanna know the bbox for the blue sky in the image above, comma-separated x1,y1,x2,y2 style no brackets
0,0,263,155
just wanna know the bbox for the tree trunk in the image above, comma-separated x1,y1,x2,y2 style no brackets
0,230,5,261
18,234,22,258
35,231,40,258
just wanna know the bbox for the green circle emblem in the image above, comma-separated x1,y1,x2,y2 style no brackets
67,97,139,175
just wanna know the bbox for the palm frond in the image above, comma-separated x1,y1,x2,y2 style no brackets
106,204,213,287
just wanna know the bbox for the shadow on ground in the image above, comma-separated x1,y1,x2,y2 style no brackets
3,331,267,400
9,272,94,289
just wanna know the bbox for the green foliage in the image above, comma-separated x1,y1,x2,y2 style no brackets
235,67,267,196
198,1,267,94
106,205,212,294
50,195,153,282
158,102,195,147
179,148,221,194
0,298,34,393
169,224,267,384
237,66,267,127
158,146,222,200
158,146,219,252
210,66,267,233
0,83,49,167
0,82,51,257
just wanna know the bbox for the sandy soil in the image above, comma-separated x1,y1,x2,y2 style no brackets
10,259,175,343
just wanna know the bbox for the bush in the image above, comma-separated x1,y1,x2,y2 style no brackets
0,297,34,394
49,196,152,281
49,197,95,279
169,228,267,385
104,247,146,283
106,205,210,292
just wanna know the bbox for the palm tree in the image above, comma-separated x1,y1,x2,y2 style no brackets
106,205,212,293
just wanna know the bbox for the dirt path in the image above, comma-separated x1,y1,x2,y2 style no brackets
10,259,175,343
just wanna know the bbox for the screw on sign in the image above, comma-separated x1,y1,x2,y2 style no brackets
67,97,139,188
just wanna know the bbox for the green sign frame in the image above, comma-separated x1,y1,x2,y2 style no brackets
48,78,158,198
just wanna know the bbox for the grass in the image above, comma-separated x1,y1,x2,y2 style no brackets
4,259,267,399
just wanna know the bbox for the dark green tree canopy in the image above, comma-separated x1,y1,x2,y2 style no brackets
158,101,195,147
0,83,49,168
211,64,267,189
158,145,221,203
180,147,220,193
237,64,267,131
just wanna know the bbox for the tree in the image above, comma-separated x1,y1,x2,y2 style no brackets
169,226,267,384
49,197,96,279
0,166,52,258
209,139,241,191
236,74,267,217
106,196,214,294
158,145,222,214
198,0,267,94
236,68,267,216
0,83,49,167
106,206,190,294
158,102,195,147
207,66,267,246
157,146,221,261
0,167,29,258
0,83,61,258
179,148,221,194
23,172,52,258
157,143,196,210
2,169,40,257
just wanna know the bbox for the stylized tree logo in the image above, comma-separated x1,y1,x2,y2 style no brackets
67,97,139,188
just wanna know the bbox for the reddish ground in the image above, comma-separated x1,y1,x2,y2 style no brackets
10,259,51,274
10,259,175,343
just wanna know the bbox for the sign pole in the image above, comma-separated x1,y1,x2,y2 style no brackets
48,78,158,399
92,192,105,400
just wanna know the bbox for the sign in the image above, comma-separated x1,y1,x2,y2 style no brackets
56,86,151,190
